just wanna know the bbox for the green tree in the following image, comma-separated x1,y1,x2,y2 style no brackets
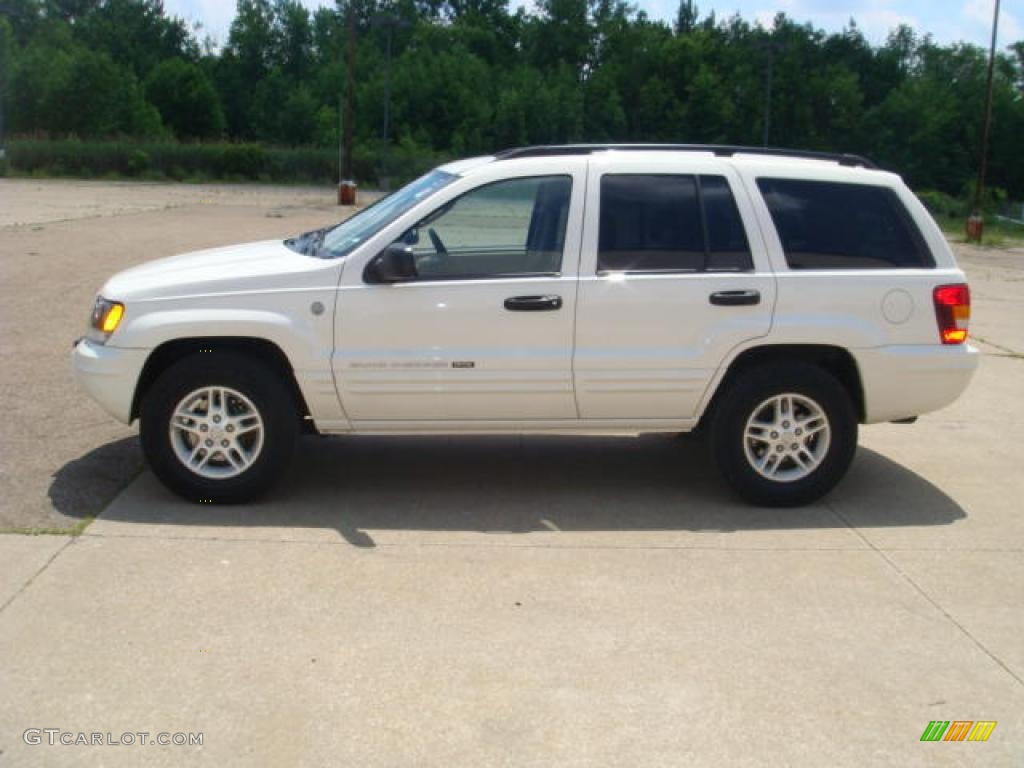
1,0,1022,196
280,85,318,145
525,0,590,77
145,58,226,139
63,48,164,137
675,0,698,34
227,0,276,84
274,0,313,81
74,0,196,79
9,34,165,139
0,18,13,103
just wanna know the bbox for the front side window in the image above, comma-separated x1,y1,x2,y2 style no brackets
398,176,572,280
598,174,753,272
316,170,456,259
757,178,934,269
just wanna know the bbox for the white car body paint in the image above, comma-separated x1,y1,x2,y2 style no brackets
73,150,978,435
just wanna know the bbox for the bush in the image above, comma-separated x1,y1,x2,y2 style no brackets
221,144,266,179
4,138,452,187
127,149,150,176
918,185,1011,221
6,139,347,184
917,189,962,218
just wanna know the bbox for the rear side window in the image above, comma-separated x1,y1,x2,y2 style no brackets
757,179,934,269
598,175,753,273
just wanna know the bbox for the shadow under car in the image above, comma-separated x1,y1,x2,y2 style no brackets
53,434,967,548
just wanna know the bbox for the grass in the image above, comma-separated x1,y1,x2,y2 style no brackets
0,462,145,537
935,213,1024,248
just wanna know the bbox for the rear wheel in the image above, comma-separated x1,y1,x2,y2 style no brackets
709,362,857,506
140,353,299,503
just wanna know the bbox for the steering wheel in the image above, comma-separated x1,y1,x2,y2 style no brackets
428,228,448,257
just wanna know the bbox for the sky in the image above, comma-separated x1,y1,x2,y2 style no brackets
164,0,1021,50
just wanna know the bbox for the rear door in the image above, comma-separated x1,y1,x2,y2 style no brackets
573,154,776,420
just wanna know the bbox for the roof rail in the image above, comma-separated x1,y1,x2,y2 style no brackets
493,144,878,169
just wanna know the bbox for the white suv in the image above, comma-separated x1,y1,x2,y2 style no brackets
72,145,978,506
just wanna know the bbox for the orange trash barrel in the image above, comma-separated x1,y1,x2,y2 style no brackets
338,180,357,206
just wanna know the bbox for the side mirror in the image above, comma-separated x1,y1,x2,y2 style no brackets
365,243,418,284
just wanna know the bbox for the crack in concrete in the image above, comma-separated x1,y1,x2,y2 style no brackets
0,537,76,616
828,500,1024,690
973,335,1024,359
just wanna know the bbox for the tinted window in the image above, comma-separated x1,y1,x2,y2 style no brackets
702,176,753,271
400,176,571,280
599,175,704,271
757,179,934,269
598,174,753,272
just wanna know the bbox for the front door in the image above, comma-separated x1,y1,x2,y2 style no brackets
334,169,584,424
573,156,777,421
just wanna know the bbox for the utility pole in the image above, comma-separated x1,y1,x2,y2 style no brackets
967,0,1002,241
371,13,410,143
762,50,774,148
757,37,780,148
339,6,357,205
369,12,409,192
383,22,393,141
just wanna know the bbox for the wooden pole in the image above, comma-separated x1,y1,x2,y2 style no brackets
343,7,356,182
968,0,1001,240
337,6,357,205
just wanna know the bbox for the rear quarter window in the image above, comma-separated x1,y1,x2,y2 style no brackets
757,178,934,269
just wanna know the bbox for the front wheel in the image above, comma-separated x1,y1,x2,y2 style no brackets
140,353,299,503
709,362,858,507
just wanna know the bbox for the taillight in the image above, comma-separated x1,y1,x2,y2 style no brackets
933,283,970,344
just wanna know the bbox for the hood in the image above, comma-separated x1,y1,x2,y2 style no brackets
101,240,338,302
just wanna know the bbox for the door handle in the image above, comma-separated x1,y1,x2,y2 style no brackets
504,295,563,312
709,290,761,307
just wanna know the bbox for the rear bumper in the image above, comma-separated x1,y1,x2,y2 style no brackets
852,344,979,423
71,339,148,424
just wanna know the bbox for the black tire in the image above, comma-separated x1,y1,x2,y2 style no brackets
140,352,299,504
709,362,857,507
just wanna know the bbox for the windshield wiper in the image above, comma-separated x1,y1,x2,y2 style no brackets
308,227,329,257
286,226,332,257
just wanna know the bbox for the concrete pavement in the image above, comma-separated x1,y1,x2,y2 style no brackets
0,179,370,531
2,351,1023,766
1,181,1021,765
1,529,1021,767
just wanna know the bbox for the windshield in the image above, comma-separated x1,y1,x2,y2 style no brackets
306,170,457,259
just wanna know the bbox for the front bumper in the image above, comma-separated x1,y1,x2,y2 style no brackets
852,343,980,423
71,339,149,424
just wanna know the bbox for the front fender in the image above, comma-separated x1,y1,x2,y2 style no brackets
110,301,346,426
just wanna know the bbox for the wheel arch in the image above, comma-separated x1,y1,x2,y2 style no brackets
697,344,866,429
130,337,313,430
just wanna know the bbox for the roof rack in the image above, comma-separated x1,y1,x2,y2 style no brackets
493,144,878,169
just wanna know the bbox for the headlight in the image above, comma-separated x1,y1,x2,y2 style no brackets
88,297,125,342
